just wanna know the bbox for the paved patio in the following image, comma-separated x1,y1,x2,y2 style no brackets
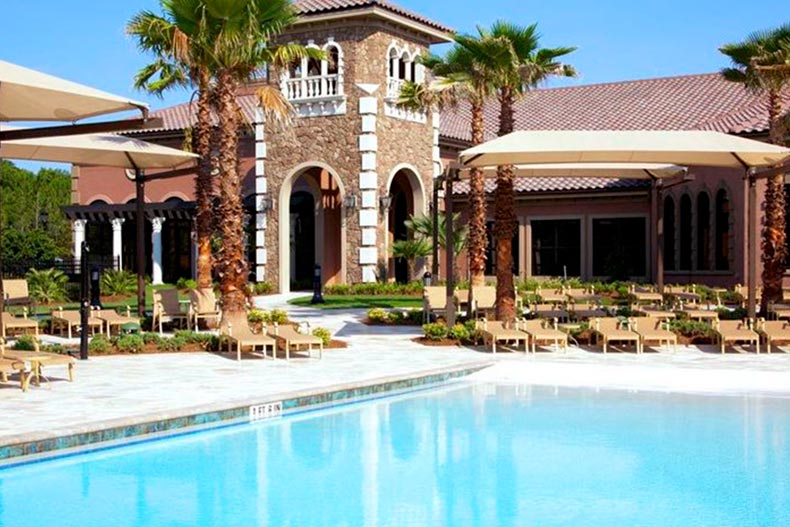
3,296,790,449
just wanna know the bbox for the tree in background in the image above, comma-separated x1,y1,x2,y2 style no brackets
720,24,790,311
404,213,468,282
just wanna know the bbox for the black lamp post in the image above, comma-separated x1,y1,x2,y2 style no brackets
79,241,91,360
39,210,49,231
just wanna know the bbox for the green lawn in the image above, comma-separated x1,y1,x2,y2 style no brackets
289,295,423,310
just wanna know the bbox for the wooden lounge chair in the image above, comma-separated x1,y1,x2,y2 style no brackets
590,317,641,354
518,318,568,353
677,301,719,323
568,302,607,321
469,286,496,318
756,319,790,354
733,284,760,309
0,356,27,391
3,279,31,310
767,302,790,321
531,302,568,322
713,319,759,354
1,339,75,389
93,308,141,336
50,308,103,339
153,289,190,334
475,319,529,354
424,286,451,321
1,311,39,339
220,313,275,362
267,323,323,360
567,287,600,304
630,317,677,353
630,285,663,305
536,287,566,304
665,285,702,305
637,306,676,320
189,288,222,329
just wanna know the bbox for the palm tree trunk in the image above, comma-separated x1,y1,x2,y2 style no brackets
761,89,787,312
469,100,487,287
195,67,214,290
215,70,248,315
495,87,517,322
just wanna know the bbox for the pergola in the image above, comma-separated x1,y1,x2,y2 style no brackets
450,130,790,321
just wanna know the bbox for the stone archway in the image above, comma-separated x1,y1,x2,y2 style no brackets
279,163,347,293
385,165,426,283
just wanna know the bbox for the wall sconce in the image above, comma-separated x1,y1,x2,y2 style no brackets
343,194,358,210
260,196,275,213
379,195,393,212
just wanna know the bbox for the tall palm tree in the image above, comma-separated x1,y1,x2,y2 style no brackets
398,42,496,288
195,0,324,314
476,21,577,321
720,24,790,311
127,0,216,290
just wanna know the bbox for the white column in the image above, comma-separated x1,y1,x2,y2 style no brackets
151,217,165,285
358,95,379,283
73,220,87,268
111,218,124,271
254,107,268,283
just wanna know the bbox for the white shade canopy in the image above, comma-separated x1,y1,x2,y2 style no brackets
1,132,197,169
0,59,147,122
474,162,687,179
461,130,790,169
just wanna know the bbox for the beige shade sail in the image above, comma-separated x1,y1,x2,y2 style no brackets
473,162,687,179
460,130,790,169
0,132,197,169
0,59,147,122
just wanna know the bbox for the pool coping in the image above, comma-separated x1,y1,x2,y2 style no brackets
0,360,492,466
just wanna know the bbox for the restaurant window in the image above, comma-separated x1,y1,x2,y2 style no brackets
592,217,647,278
485,221,520,276
715,189,731,271
697,192,711,271
664,196,676,271
530,219,581,277
679,194,693,271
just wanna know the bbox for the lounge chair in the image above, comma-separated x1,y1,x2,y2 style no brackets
665,285,702,305
153,289,190,334
267,323,323,360
189,288,222,329
531,302,568,322
3,279,31,310
757,319,790,354
469,286,497,318
590,317,641,354
568,302,607,321
1,339,75,389
713,319,759,354
1,311,39,339
50,308,103,339
630,285,663,305
637,306,676,320
0,356,27,391
518,318,568,353
475,319,529,354
767,302,790,321
677,300,719,323
93,308,141,336
424,286,453,321
536,287,566,304
630,317,677,353
220,312,275,361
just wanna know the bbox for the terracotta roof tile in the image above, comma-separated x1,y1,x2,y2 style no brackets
293,0,452,33
453,177,651,196
127,95,259,134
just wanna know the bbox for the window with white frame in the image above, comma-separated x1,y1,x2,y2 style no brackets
281,39,344,101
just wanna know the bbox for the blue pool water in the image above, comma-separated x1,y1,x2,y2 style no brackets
1,384,789,526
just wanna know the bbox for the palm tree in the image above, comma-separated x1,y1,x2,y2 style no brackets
475,21,576,321
392,238,433,282
398,42,496,288
127,0,216,290
195,0,324,314
720,24,790,311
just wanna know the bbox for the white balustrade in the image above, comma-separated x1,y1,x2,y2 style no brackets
386,77,405,99
283,74,340,101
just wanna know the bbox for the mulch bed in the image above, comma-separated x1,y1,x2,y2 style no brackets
412,337,470,347
326,339,348,349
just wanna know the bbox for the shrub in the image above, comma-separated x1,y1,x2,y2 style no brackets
176,278,197,291
116,334,145,354
250,282,274,295
448,323,471,341
268,309,289,325
101,269,137,297
717,307,748,321
423,322,449,341
247,310,266,324
367,308,389,324
157,335,187,353
26,268,69,304
312,327,332,346
42,343,67,355
174,330,213,345
89,335,112,354
12,335,37,351
142,332,163,345
669,319,716,339
325,282,422,297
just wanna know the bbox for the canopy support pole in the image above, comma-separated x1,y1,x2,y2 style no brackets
653,179,664,293
747,171,758,319
444,169,457,326
135,169,146,319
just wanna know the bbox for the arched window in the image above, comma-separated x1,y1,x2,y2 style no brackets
306,57,321,77
679,194,692,271
716,189,731,271
388,47,399,78
399,52,410,80
697,192,711,271
327,46,340,75
663,196,676,271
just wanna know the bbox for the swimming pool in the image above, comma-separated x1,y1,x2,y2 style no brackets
1,383,788,526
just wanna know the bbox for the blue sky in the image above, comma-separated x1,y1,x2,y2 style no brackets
3,0,787,168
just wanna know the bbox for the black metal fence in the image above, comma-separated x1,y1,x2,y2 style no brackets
2,256,119,280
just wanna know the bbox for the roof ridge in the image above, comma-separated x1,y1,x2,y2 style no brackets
527,72,724,95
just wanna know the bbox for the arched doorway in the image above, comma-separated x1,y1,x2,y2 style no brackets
279,164,346,293
386,167,426,283
161,198,194,284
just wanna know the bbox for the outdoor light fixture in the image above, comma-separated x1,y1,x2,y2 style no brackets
38,210,49,230
379,194,393,211
343,194,358,210
260,196,275,213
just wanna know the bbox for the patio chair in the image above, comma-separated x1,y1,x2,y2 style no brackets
475,319,529,354
1,339,75,389
767,302,790,321
536,287,566,304
734,284,760,309
713,319,759,354
93,308,141,336
630,285,663,305
470,286,496,318
1,311,39,339
756,319,790,354
630,317,677,353
568,302,607,321
0,356,27,391
2,279,31,310
677,300,719,324
518,318,568,353
424,286,452,321
188,288,221,329
636,306,676,320
267,323,323,361
153,289,190,334
665,284,702,305
220,312,275,362
531,302,568,322
50,308,103,339
590,317,641,354
566,287,599,303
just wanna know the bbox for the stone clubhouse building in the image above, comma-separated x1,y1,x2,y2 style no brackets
65,0,790,292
